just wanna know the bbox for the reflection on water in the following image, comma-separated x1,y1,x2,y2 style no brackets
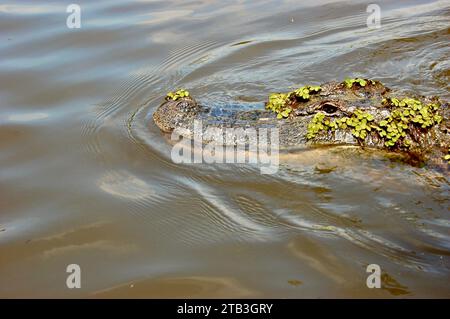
0,0,449,297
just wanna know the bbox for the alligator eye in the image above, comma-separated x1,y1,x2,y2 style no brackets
320,102,338,114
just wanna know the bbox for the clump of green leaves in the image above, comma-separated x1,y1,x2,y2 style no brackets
266,85,321,119
343,78,376,89
337,109,375,139
379,98,442,147
444,149,450,163
371,97,441,148
307,109,376,140
307,113,325,139
290,85,321,100
377,113,410,147
306,96,443,150
166,89,190,101
266,93,290,119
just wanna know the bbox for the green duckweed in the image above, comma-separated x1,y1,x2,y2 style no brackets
307,109,375,140
166,89,190,101
307,96,443,150
379,97,442,147
266,85,321,119
344,78,369,88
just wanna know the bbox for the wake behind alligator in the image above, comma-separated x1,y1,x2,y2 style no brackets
153,78,449,170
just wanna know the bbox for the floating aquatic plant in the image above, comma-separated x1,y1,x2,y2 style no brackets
343,78,376,89
307,96,443,150
307,109,375,140
381,97,441,129
290,85,321,100
444,149,450,163
341,109,375,140
266,85,321,119
266,93,289,118
379,97,442,147
166,89,190,101
307,112,328,139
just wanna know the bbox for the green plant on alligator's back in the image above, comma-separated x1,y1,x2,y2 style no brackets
307,96,443,150
307,109,375,140
378,97,441,147
166,89,190,101
445,149,450,163
266,85,321,119
266,93,290,119
291,85,321,100
343,78,376,89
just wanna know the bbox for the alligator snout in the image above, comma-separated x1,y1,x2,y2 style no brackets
152,96,200,133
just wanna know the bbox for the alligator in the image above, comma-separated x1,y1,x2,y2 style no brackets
152,79,449,169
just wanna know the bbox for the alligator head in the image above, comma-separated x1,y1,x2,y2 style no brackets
152,94,200,133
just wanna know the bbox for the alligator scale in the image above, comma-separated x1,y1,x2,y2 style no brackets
153,79,450,169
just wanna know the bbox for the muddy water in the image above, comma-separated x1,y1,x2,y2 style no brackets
0,0,449,298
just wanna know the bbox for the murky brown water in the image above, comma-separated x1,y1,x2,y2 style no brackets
1,0,449,298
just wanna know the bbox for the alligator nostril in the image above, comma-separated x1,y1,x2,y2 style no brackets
177,100,194,110
320,102,338,114
178,101,188,108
